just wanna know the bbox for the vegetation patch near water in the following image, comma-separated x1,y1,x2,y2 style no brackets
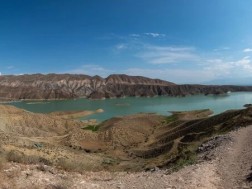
81,125,100,131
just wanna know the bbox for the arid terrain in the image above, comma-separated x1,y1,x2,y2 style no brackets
2,0,252,188
1,124,252,189
1,74,252,100
0,104,252,188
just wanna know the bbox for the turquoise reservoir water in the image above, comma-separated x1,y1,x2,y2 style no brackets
8,92,252,122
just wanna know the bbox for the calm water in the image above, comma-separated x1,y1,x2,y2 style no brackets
8,92,252,122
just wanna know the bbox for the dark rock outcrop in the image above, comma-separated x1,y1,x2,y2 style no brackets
1,73,252,100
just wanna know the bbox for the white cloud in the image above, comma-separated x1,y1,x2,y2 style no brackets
129,34,140,38
204,59,234,77
68,39,252,84
111,41,252,83
234,56,252,71
204,56,252,79
124,56,252,84
137,45,200,64
144,33,166,38
243,48,252,52
7,66,14,69
67,56,252,84
124,68,215,84
127,42,252,83
128,33,166,39
213,47,230,51
115,43,127,50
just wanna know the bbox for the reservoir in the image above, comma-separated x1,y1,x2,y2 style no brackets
8,92,252,122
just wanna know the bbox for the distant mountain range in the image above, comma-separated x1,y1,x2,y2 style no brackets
1,74,252,100
203,77,252,86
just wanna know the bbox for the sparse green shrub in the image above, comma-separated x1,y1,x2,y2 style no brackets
161,115,178,124
81,125,100,131
169,147,198,172
102,158,115,165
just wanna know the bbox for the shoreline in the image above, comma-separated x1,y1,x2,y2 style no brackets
0,91,238,104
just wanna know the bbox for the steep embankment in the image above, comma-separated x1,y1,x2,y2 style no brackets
1,74,252,100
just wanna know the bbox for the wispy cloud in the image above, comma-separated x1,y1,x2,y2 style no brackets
144,33,166,38
124,68,214,84
204,56,252,78
115,43,127,50
243,48,252,52
112,39,252,82
124,56,252,84
128,33,166,39
137,45,200,64
234,56,252,71
129,34,140,38
213,47,230,51
67,55,252,84
7,66,14,70
69,36,252,84
204,59,234,77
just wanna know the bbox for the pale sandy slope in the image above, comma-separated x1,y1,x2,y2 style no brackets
1,126,252,189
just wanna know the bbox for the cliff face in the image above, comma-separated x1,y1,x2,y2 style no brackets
0,74,252,100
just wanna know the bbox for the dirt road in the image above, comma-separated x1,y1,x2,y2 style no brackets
216,126,252,189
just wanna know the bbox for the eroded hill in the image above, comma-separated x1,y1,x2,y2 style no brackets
1,105,252,173
1,74,252,100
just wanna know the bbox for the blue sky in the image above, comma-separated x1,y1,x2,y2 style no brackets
1,0,252,84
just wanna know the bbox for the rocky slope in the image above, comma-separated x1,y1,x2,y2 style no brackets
1,74,252,100
1,104,252,173
2,126,252,189
1,106,252,188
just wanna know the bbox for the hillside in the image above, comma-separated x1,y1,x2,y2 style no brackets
1,105,252,171
2,126,251,189
1,74,252,100
1,105,252,188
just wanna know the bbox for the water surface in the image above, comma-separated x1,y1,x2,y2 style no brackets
9,92,252,122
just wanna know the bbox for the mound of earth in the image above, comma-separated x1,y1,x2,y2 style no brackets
0,105,85,137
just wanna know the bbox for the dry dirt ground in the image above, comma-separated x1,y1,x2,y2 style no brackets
1,125,252,189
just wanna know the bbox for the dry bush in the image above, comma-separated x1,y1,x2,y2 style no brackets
6,150,51,165
47,183,69,189
36,164,47,172
6,150,26,163
0,156,6,170
0,146,6,170
57,158,89,173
